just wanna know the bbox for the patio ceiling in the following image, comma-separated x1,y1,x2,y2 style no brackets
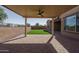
4,5,77,18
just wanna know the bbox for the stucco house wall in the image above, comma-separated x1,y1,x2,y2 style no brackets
60,6,79,40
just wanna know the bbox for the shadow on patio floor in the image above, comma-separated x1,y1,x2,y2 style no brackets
54,32,79,53
0,43,57,53
0,34,56,53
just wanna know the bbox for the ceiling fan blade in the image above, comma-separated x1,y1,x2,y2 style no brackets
37,8,44,17
40,11,44,14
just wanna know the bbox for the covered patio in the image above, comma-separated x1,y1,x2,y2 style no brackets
3,5,76,37
0,5,78,53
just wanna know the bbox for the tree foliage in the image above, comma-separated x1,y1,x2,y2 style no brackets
0,8,7,23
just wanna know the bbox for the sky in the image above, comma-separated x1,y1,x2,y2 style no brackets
27,18,49,26
0,6,50,26
0,6,25,25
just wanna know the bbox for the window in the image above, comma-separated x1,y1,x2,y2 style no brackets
64,13,79,32
76,14,79,32
64,15,76,32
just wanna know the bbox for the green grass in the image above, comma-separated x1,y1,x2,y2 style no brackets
27,30,50,34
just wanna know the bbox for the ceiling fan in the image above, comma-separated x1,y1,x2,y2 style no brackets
37,9,44,17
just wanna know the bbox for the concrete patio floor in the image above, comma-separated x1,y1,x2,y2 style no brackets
0,34,69,53
3,35,52,44
0,34,57,53
54,32,79,53
1,32,78,53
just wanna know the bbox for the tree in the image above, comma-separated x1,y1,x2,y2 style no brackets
0,8,8,24
35,23,39,26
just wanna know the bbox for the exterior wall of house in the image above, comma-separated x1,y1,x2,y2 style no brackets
54,21,61,32
47,20,52,33
60,6,79,40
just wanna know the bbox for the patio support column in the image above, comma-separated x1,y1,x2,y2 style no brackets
52,18,54,36
61,18,64,33
25,18,27,37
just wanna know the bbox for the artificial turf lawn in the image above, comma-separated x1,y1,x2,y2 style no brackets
27,30,50,34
